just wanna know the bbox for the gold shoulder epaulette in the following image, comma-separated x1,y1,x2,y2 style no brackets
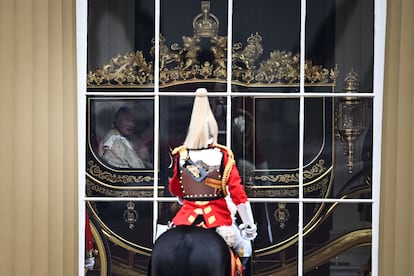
171,145,186,155
213,143,234,161
171,145,188,161
213,143,235,197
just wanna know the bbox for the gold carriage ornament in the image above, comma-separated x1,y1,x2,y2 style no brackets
87,1,339,88
123,201,139,230
335,70,367,173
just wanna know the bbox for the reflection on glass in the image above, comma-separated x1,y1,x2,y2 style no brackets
99,106,151,169
306,0,374,93
87,0,154,90
86,201,153,275
86,97,157,197
232,0,301,92
333,95,373,199
303,203,372,275
90,98,153,169
303,97,334,199
254,202,299,249
159,96,227,194
253,202,298,275
85,209,98,273
159,0,228,92
336,70,367,173
303,95,373,200
232,97,300,198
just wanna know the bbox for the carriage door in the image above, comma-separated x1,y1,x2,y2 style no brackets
77,0,386,275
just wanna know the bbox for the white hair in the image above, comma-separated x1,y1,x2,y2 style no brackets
183,88,218,149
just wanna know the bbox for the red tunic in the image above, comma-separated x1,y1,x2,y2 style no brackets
169,144,248,228
85,211,94,254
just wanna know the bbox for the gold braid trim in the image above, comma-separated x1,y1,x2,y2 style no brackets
214,144,235,197
213,143,235,160
221,159,234,197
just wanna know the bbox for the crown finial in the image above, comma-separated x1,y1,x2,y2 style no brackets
343,69,359,92
193,1,219,38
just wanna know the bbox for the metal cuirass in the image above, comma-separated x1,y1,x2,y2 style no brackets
179,148,224,200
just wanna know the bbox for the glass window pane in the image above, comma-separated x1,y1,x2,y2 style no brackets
303,97,334,199
306,0,374,93
232,97,300,198
233,0,302,91
158,94,226,150
333,97,373,199
86,97,157,197
303,203,372,275
159,1,228,91
87,0,155,91
253,203,299,274
86,201,153,275
303,96,372,199
82,0,381,275
159,95,228,197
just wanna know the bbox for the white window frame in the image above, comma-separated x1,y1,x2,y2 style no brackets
76,0,387,275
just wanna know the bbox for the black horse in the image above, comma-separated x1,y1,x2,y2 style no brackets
148,225,234,276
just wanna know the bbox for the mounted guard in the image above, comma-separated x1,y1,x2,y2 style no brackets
150,88,257,276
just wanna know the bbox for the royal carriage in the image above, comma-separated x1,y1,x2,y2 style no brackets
84,1,373,275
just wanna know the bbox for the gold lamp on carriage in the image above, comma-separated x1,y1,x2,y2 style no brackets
335,70,367,173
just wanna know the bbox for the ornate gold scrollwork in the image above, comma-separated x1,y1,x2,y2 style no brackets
86,179,163,197
87,1,339,88
87,161,153,184
245,159,330,197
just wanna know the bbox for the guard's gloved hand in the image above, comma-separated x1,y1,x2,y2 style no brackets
239,223,257,240
236,201,257,240
85,257,95,270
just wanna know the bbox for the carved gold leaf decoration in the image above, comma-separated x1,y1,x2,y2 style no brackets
87,34,338,88
87,2,338,88
87,1,338,88
87,51,153,87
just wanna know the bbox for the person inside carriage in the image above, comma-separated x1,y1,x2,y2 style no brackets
98,105,152,169
167,88,257,274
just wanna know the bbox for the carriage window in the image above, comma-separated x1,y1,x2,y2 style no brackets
78,0,385,275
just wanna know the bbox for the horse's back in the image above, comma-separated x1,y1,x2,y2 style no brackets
149,226,231,276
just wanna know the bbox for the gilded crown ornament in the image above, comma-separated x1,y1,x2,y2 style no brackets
123,201,139,229
193,1,219,38
87,1,338,88
343,69,359,91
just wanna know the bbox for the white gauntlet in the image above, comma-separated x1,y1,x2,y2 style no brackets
236,201,257,240
239,223,257,240
85,257,95,270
